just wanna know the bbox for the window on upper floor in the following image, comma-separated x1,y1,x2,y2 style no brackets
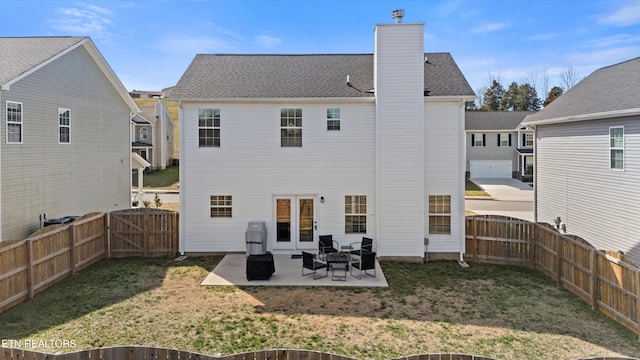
498,133,511,147
524,133,534,147
610,126,624,170
345,195,366,233
471,133,485,147
281,108,302,147
327,108,341,131
6,101,22,143
199,108,220,147
58,108,70,143
140,128,148,141
429,195,451,235
210,195,232,218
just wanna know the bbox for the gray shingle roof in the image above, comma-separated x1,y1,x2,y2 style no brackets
169,53,474,100
0,37,87,85
465,111,537,131
524,57,640,124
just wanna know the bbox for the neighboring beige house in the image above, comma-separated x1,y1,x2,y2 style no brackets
465,111,535,182
131,100,175,170
523,57,640,262
0,37,139,240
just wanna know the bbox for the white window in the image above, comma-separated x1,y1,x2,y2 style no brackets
58,108,70,143
281,108,302,147
498,133,511,147
525,133,534,147
199,108,220,147
210,195,232,218
472,133,485,147
345,195,366,233
6,101,22,143
140,128,148,141
610,126,624,170
327,108,340,131
429,195,451,235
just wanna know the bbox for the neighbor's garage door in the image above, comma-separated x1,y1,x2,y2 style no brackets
470,160,512,178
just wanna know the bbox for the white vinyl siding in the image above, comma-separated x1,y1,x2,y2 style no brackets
6,101,22,143
181,102,376,252
535,118,640,263
58,108,70,143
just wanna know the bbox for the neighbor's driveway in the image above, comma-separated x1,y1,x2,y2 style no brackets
466,178,534,222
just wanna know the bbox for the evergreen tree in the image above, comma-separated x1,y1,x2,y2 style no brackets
481,80,504,111
543,86,564,107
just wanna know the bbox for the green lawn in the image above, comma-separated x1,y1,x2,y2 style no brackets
465,178,490,197
0,257,637,359
135,165,179,190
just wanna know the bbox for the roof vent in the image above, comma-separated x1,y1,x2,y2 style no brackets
392,9,404,23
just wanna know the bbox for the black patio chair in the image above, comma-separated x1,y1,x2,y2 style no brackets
318,235,338,260
350,236,373,258
351,251,376,279
302,251,327,280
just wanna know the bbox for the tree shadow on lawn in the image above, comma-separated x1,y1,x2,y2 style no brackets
0,256,218,342
242,261,640,358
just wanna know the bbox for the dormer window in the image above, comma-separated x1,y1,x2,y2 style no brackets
140,128,148,141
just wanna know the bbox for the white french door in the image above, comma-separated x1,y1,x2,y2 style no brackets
273,196,316,250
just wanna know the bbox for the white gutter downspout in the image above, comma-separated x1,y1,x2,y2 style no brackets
129,112,136,208
458,100,467,264
178,100,185,255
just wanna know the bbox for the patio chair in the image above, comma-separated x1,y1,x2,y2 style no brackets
350,236,373,258
351,251,376,280
302,251,328,280
318,235,338,260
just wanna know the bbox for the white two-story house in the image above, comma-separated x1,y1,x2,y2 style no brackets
169,12,475,261
131,100,175,170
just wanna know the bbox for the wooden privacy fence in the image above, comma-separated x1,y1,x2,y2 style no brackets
0,209,178,314
0,347,506,360
465,215,640,338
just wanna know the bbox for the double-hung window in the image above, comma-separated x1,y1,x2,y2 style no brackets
6,101,22,143
610,126,624,170
210,195,232,218
198,108,220,147
524,133,534,147
498,133,511,147
58,108,70,143
429,195,451,234
140,128,148,141
345,195,367,233
281,108,302,147
327,108,340,131
471,133,485,147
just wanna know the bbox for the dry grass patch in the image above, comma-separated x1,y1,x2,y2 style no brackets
0,257,638,360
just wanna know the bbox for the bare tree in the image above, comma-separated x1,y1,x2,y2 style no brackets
560,65,578,91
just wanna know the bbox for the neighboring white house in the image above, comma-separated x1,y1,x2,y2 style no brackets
0,37,139,240
522,57,640,263
169,12,475,261
465,111,535,182
131,100,175,170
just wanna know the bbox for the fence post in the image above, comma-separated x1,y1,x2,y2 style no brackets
591,249,598,312
636,267,640,340
472,217,478,263
27,239,34,299
530,223,537,269
556,233,563,289
70,223,77,276
144,208,150,257
105,212,111,259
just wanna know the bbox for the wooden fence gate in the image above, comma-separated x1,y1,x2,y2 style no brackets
109,208,179,257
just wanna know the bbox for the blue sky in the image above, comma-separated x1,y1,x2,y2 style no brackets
1,0,639,101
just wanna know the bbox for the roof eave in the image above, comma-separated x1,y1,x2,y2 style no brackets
523,108,640,127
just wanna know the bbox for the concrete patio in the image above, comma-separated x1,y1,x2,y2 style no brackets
201,254,389,287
